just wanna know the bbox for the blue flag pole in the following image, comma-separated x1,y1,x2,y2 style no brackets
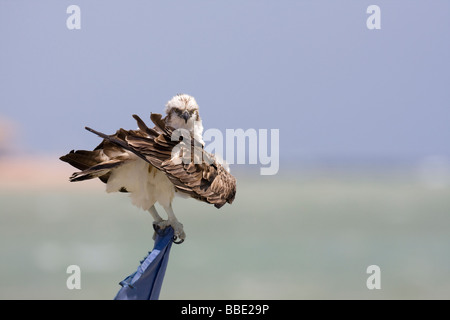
114,226,175,300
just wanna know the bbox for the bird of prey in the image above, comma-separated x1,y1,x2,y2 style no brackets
60,94,236,243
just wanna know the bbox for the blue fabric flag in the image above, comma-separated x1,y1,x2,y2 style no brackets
114,227,174,300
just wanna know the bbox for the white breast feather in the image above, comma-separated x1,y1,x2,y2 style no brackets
106,153,175,210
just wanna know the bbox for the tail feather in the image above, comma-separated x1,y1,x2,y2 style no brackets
69,159,126,182
59,149,106,171
60,147,128,184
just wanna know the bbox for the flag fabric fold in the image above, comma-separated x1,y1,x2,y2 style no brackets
114,227,174,300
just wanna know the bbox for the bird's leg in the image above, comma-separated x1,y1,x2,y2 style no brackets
148,205,164,240
159,204,186,242
148,205,163,223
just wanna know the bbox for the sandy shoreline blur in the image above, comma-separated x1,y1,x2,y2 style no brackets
0,154,102,191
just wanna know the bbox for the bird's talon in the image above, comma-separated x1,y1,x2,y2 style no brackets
152,222,165,236
172,236,184,244
153,220,185,243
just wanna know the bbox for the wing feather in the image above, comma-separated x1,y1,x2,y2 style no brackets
80,114,236,207
60,113,236,207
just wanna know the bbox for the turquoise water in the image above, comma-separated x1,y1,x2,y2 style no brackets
1,173,449,299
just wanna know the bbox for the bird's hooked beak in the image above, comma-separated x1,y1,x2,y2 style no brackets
181,111,190,123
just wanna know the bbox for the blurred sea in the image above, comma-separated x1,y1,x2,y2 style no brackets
1,164,449,299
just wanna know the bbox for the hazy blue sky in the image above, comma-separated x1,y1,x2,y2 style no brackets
1,1,449,163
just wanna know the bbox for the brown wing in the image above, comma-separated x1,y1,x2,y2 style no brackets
85,113,236,208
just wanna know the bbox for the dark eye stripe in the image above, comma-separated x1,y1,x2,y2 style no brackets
172,108,197,116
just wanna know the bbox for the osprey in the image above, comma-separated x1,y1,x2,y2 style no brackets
60,94,236,243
